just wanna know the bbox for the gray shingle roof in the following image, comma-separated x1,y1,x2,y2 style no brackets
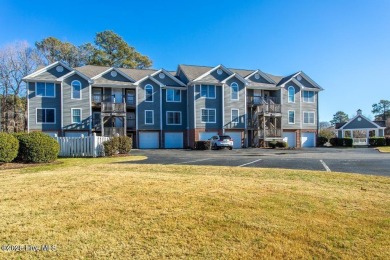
75,65,109,78
118,68,157,81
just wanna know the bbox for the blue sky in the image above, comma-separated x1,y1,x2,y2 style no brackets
1,0,389,122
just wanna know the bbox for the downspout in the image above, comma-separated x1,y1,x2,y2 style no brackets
222,84,225,134
135,85,138,148
160,86,163,148
61,81,63,136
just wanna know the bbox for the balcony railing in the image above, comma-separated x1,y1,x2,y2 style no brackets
257,104,282,114
261,129,282,137
101,102,126,113
92,94,136,107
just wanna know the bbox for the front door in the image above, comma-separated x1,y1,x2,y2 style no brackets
112,88,123,103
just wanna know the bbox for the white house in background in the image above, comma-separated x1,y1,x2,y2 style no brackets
336,109,386,145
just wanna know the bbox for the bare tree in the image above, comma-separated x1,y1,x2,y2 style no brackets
0,41,44,132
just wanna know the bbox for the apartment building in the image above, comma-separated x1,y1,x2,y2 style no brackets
23,61,323,149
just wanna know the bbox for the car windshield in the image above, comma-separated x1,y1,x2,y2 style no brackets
219,136,231,140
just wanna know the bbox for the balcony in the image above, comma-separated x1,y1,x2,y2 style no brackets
261,129,282,138
103,127,125,137
92,94,136,108
257,103,282,114
101,102,126,113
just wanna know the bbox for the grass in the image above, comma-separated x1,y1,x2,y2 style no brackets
377,146,390,153
0,156,389,259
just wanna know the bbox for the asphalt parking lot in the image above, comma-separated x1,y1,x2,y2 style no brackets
127,148,390,177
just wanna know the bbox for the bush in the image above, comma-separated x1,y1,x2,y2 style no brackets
0,133,19,163
344,138,353,147
103,137,120,156
317,136,328,147
276,141,288,148
386,137,390,146
118,136,132,154
14,132,59,163
268,140,277,149
329,137,353,147
368,137,386,146
194,141,211,150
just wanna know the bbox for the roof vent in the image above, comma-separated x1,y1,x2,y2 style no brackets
217,69,223,75
111,70,117,77
159,72,165,79
56,66,64,73
297,75,302,81
254,73,260,80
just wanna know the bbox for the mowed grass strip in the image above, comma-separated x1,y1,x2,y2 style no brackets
377,146,390,153
0,157,389,259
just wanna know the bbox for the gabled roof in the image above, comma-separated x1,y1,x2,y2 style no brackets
23,61,72,80
220,73,248,85
178,64,215,81
277,71,323,91
118,68,158,81
90,67,136,82
56,70,93,84
339,112,385,130
193,64,233,82
245,69,276,84
150,69,186,86
75,65,110,78
133,75,164,86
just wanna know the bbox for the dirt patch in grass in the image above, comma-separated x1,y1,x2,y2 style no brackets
0,157,389,259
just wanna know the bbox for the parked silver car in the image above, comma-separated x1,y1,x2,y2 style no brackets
209,135,234,150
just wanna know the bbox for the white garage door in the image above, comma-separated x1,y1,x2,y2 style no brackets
165,132,183,149
225,131,242,149
139,132,159,149
199,132,218,141
283,132,296,148
301,132,316,147
64,131,89,137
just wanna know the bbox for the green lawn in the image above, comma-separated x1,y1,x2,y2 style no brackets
0,157,389,259
377,146,390,153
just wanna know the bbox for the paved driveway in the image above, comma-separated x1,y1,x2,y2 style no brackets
127,148,390,177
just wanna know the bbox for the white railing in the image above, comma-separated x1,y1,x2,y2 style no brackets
55,133,110,157
353,138,368,145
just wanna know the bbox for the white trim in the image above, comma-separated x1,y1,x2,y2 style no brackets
296,71,323,90
134,75,164,86
71,80,82,100
339,113,385,130
136,88,139,131
26,81,30,132
71,108,82,124
166,88,181,102
35,82,56,98
302,90,315,103
287,86,295,103
88,84,92,134
193,64,233,82
145,84,154,102
150,69,186,86
200,108,216,123
57,70,93,84
60,82,63,133
166,111,182,125
194,85,196,129
231,109,239,124
222,85,225,132
91,67,136,82
200,85,216,99
23,61,72,80
221,73,248,85
36,108,56,124
245,69,276,84
145,110,154,125
303,111,315,125
230,82,239,101
288,110,295,124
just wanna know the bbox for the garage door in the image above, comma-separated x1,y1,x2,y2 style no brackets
139,132,159,149
283,132,296,148
199,132,218,141
64,131,89,137
225,131,242,149
165,132,183,149
301,132,316,147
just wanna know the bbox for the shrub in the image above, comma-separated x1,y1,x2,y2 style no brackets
329,137,353,147
386,137,390,146
118,136,132,154
276,141,288,148
368,137,386,146
14,132,59,163
103,137,120,156
317,136,328,147
0,133,19,163
268,140,277,149
194,141,211,150
344,138,353,147
329,138,338,146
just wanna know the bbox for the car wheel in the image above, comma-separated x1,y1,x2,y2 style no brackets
213,144,219,150
229,146,233,150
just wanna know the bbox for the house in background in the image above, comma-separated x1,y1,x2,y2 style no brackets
336,109,386,145
23,61,323,149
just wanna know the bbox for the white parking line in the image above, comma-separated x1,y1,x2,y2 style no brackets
171,158,212,165
238,159,262,167
320,160,331,172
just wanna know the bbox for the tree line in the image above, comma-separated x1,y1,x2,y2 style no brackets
0,30,152,132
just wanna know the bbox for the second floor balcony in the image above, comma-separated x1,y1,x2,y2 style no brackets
92,94,136,108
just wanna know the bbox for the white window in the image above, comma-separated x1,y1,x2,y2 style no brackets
231,82,239,100
145,84,153,102
71,80,82,99
288,86,295,103
166,111,181,125
36,108,55,124
36,82,55,97
302,90,314,102
200,85,216,99
72,108,82,124
145,110,154,125
231,109,239,123
288,110,295,124
166,89,181,102
303,111,315,124
201,109,216,123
